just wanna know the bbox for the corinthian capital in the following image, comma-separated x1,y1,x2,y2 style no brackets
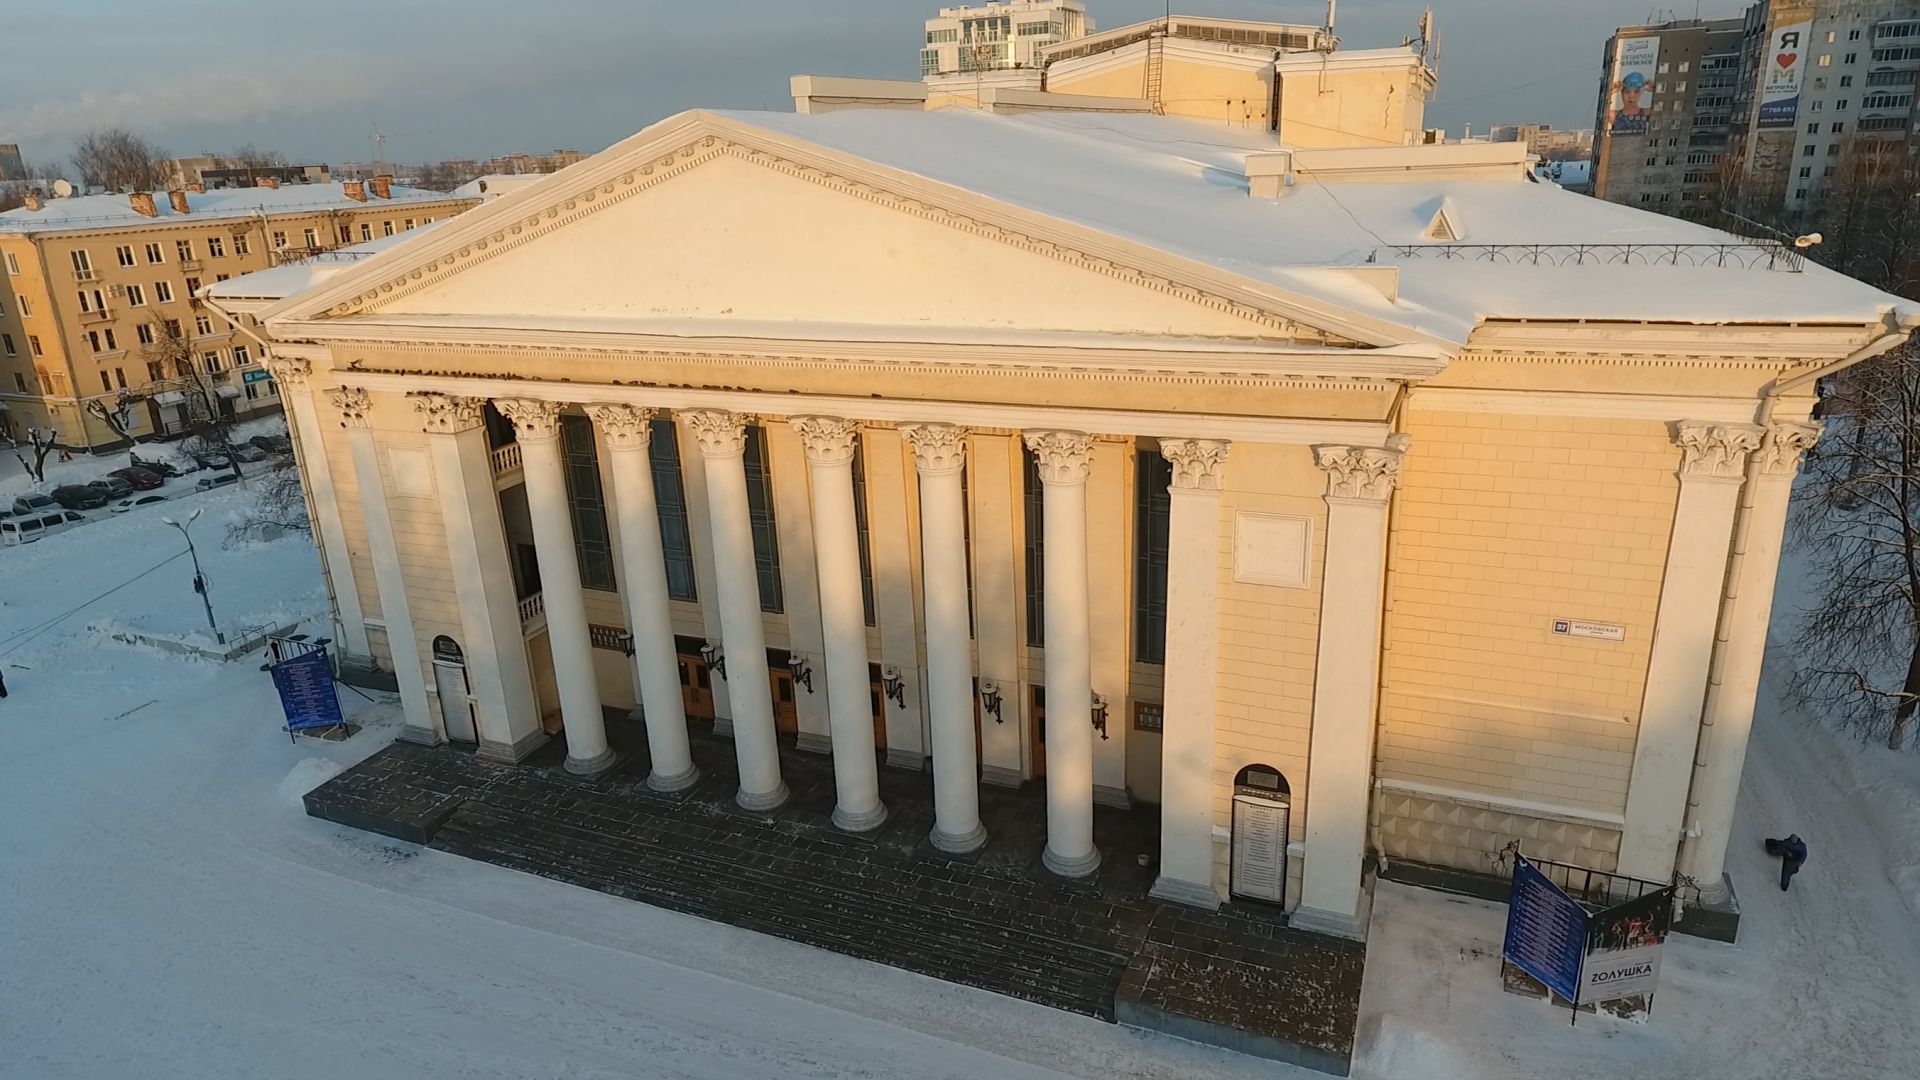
326,386,372,429
261,356,311,388
409,392,487,435
681,409,747,457
1674,422,1763,481
791,416,860,466
1023,430,1093,485
494,398,564,443
1759,419,1822,477
901,423,966,475
583,403,656,451
1314,434,1410,502
1160,438,1230,492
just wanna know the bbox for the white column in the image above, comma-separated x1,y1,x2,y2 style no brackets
683,409,788,810
585,404,700,792
1149,439,1230,910
866,428,928,768
1025,430,1100,878
271,359,369,662
1683,420,1821,898
792,416,889,831
904,423,987,853
495,398,615,777
329,387,435,745
1296,435,1408,940
1620,421,1765,880
1087,437,1131,806
414,393,544,762
767,422,832,753
969,433,1025,787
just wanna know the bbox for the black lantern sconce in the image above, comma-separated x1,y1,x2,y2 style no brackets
788,652,814,694
980,680,1004,723
1091,693,1110,741
882,666,906,708
699,640,727,680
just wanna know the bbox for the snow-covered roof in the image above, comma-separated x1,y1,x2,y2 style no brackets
0,182,474,236
203,219,453,302
706,109,1912,345
450,174,551,200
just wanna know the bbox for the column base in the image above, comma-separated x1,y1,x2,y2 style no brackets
711,717,734,738
795,731,833,755
397,724,446,748
930,821,988,854
646,763,701,794
477,729,549,764
832,800,890,834
1289,904,1366,942
1043,844,1102,879
1673,873,1742,944
736,781,791,813
980,763,1024,788
1149,875,1221,911
565,748,618,779
1093,784,1132,809
886,747,927,771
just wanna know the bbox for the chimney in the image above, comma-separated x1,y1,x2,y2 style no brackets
168,190,191,214
370,174,392,199
342,179,366,202
129,191,158,218
23,191,41,211
255,176,280,189
186,180,205,193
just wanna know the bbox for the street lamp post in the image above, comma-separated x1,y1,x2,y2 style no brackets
162,508,224,645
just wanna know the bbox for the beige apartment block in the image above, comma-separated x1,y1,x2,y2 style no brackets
228,105,1910,943
0,179,476,448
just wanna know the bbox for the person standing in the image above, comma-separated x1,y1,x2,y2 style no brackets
1765,834,1808,892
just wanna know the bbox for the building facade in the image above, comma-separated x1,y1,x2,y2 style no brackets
0,144,25,183
240,107,1911,942
1591,17,1746,216
921,0,1091,77
0,179,476,447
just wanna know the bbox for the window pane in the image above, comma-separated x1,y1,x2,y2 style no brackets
650,419,697,602
743,424,783,612
559,414,617,592
1134,451,1172,664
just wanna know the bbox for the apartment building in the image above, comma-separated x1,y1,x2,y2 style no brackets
0,144,24,182
161,156,332,191
921,0,1091,76
1591,17,1747,217
0,178,476,448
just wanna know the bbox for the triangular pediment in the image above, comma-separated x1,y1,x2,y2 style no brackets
267,112,1415,349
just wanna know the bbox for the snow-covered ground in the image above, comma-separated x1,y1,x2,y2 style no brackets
2,480,1916,1079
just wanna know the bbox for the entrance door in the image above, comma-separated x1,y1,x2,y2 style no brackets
1029,685,1046,779
772,667,799,734
867,664,889,751
678,651,713,718
431,636,477,744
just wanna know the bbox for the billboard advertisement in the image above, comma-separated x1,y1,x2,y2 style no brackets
1581,885,1675,1008
1758,18,1813,128
1607,36,1660,135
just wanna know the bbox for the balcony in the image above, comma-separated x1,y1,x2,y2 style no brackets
74,268,97,282
79,308,113,324
490,443,523,489
518,591,546,636
180,259,202,272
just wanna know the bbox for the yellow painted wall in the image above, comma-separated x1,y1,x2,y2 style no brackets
1279,66,1427,148
1048,55,1273,127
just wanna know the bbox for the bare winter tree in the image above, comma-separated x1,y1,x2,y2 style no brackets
138,313,243,479
82,391,144,463
0,426,68,484
70,128,167,192
226,450,307,543
1787,344,1920,749
227,143,286,168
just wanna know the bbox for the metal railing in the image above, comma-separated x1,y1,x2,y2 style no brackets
490,443,522,475
1381,241,1803,272
79,308,113,324
1492,841,1697,911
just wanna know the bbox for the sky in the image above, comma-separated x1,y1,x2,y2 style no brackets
0,1,1754,170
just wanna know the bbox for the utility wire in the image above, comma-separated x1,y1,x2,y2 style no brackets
0,550,188,658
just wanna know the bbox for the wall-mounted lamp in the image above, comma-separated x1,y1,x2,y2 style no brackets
1091,693,1110,741
787,652,814,693
980,680,1004,724
699,640,727,680
882,666,906,708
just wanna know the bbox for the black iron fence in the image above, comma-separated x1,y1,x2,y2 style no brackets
1492,840,1698,912
1382,241,1803,272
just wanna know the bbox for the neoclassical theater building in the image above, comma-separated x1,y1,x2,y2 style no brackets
228,105,1913,939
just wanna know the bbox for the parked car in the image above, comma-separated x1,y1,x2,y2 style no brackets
0,511,73,546
88,477,135,500
107,466,165,490
50,485,109,511
249,434,293,454
230,444,269,463
195,473,240,492
191,451,229,470
130,494,168,507
127,456,183,478
11,493,59,517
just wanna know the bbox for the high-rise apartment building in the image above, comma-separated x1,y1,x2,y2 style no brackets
921,0,1091,76
1595,2,1920,222
0,144,25,182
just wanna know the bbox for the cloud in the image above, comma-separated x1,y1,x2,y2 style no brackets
0,63,406,146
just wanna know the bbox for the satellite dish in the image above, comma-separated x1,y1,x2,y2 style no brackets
51,179,73,198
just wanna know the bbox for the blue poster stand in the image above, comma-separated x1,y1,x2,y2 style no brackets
271,641,346,742
1502,855,1590,1010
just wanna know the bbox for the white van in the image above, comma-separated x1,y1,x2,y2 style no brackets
0,510,84,546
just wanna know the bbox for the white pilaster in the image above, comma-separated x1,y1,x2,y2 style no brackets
1025,430,1100,878
1149,439,1230,910
273,359,370,662
1684,420,1820,896
904,423,988,853
1087,437,1131,806
330,387,435,745
496,398,615,777
767,422,831,752
793,416,889,832
1619,422,1764,880
1296,435,1408,940
969,433,1026,787
674,418,733,729
684,409,789,810
414,393,544,762
865,428,928,769
585,404,700,792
